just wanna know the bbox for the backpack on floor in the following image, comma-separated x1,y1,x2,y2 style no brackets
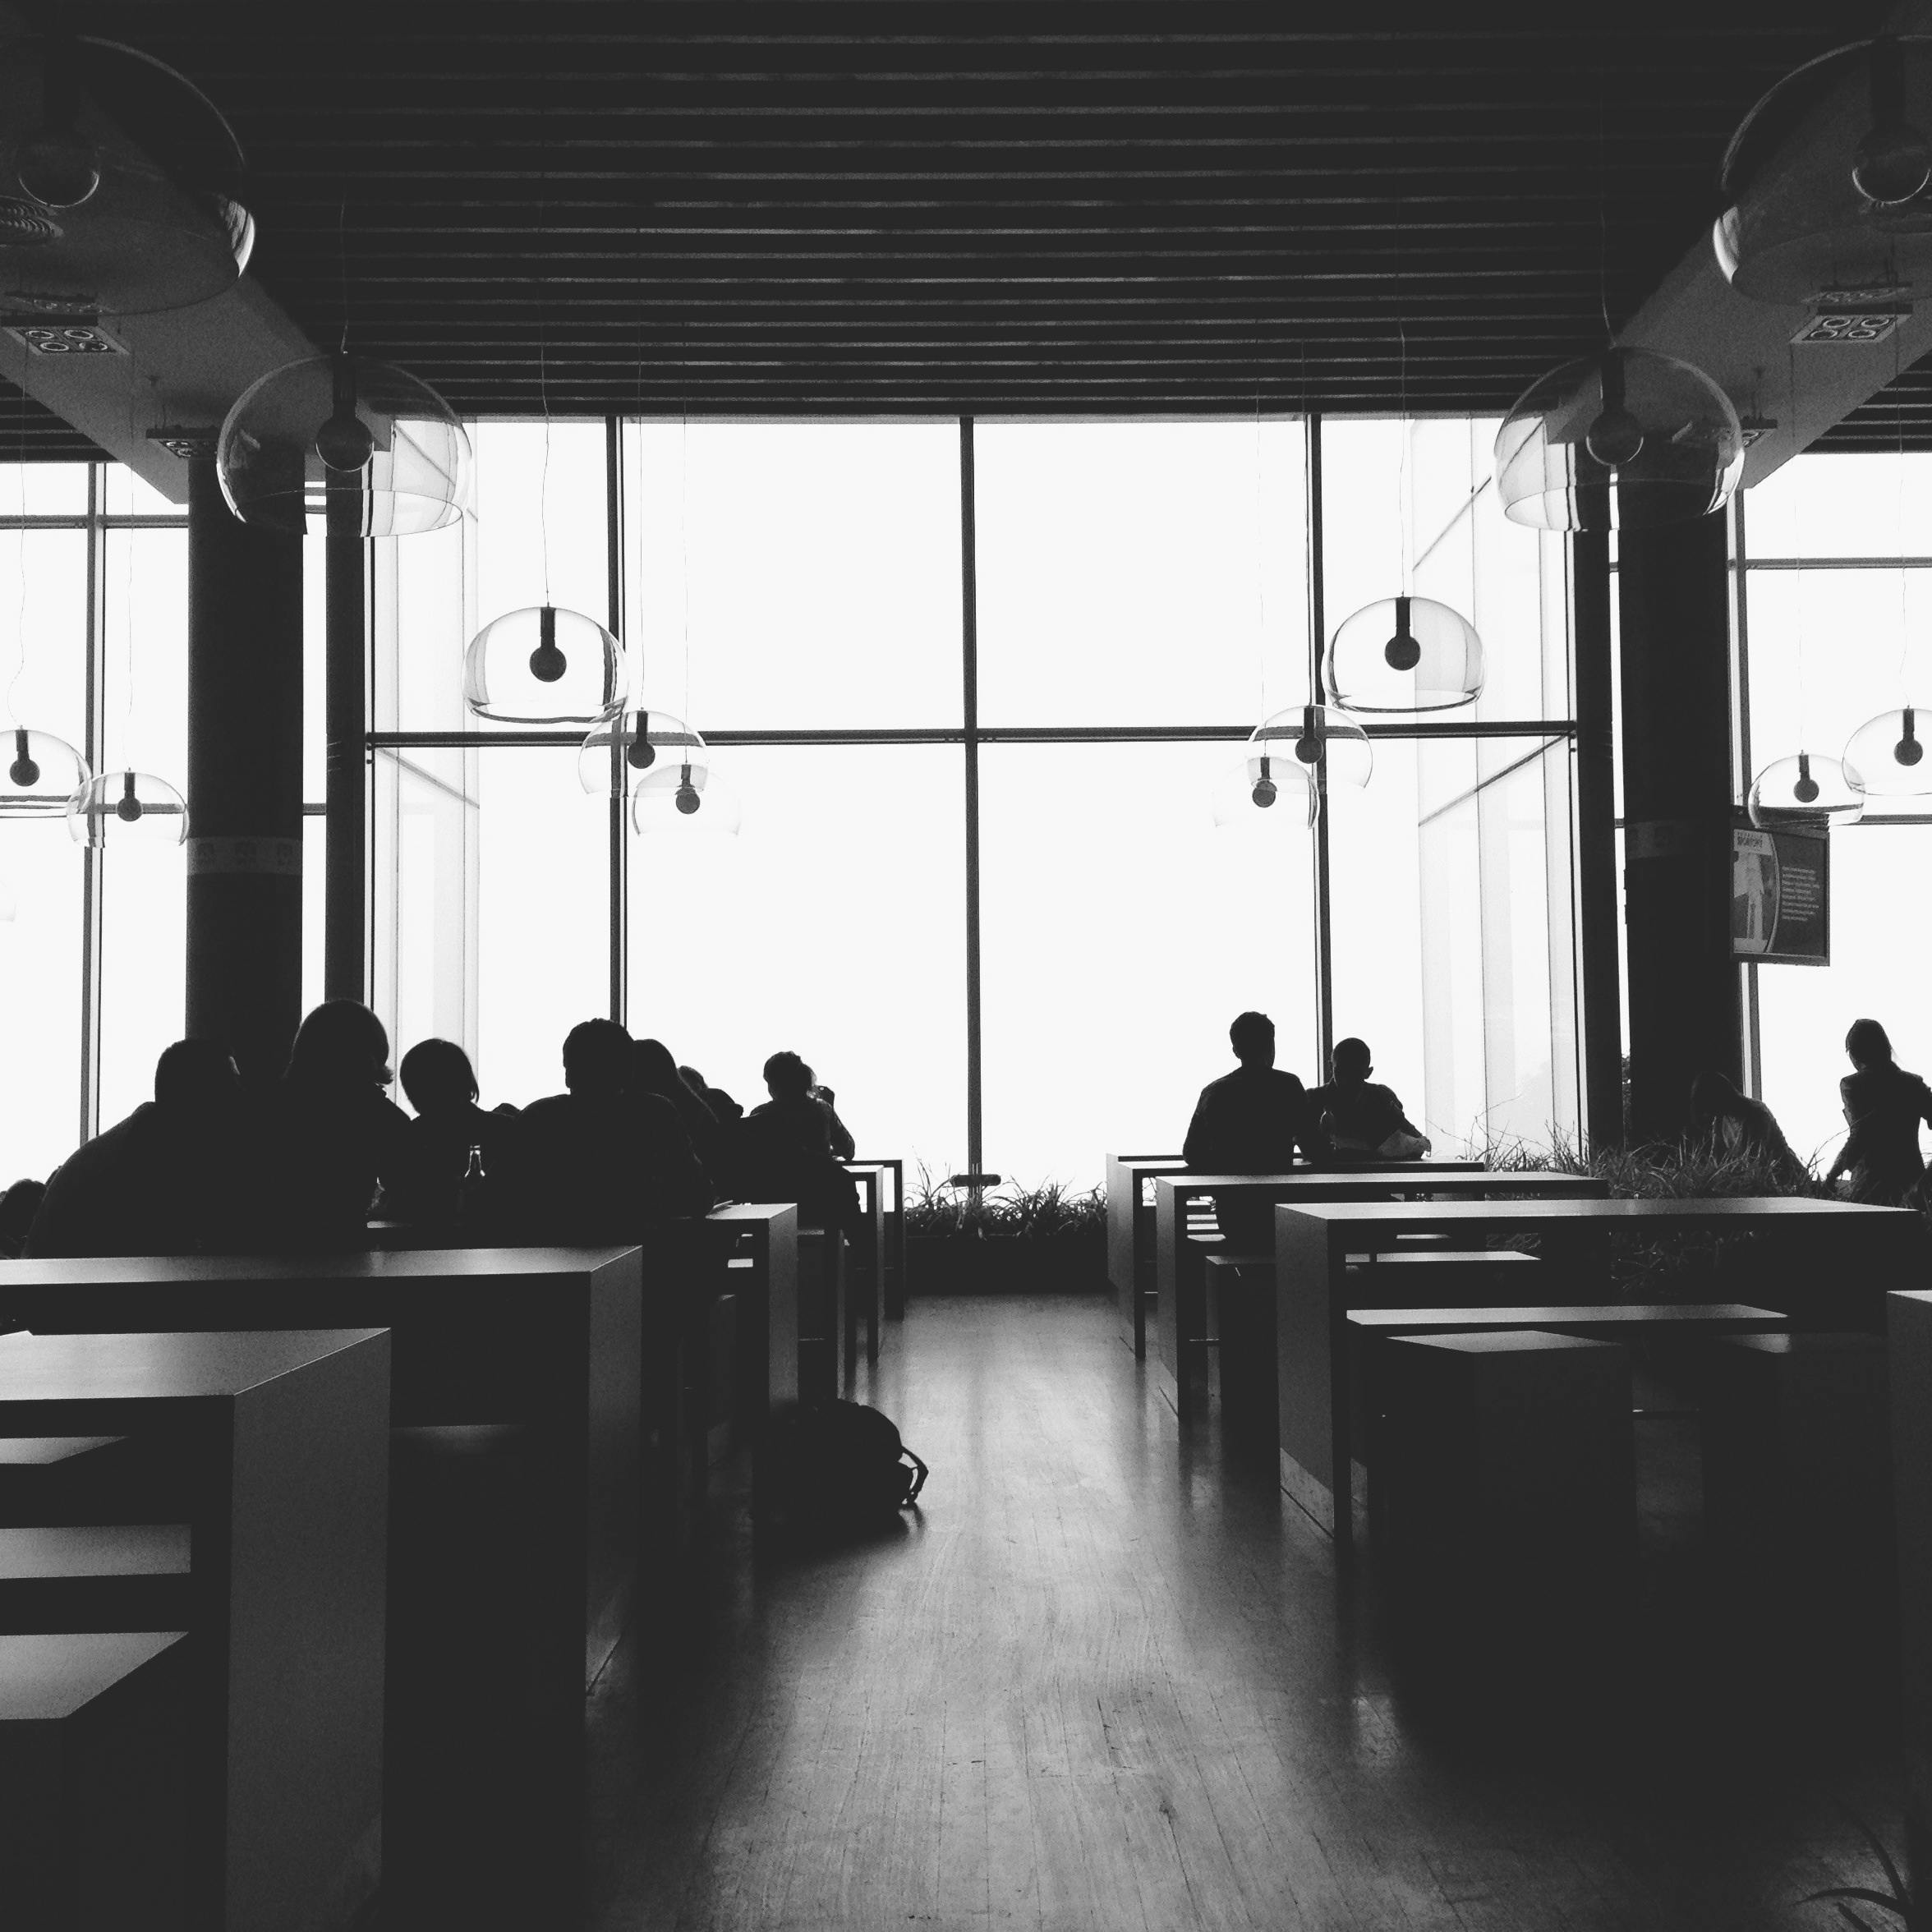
756,1398,929,1526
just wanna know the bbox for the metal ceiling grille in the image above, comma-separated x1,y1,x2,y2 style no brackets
39,8,1925,424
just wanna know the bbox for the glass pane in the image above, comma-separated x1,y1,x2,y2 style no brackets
388,521,474,734
975,421,1309,728
103,467,188,518
1745,451,1932,560
2,464,88,517
627,744,965,1173
97,527,190,1128
1322,417,1571,723
372,746,477,1073
473,748,608,1108
0,825,83,1184
624,422,962,731
0,527,88,747
1756,823,1932,1171
303,531,324,800
978,740,1318,1189
1741,566,1932,812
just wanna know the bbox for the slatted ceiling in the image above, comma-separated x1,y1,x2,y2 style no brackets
37,10,1917,421
0,381,108,464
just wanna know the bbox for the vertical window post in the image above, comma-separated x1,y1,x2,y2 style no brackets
1306,414,1334,1073
76,462,104,1143
606,416,627,1027
960,417,986,1190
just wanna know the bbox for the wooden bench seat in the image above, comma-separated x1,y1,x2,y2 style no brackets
0,1524,192,1633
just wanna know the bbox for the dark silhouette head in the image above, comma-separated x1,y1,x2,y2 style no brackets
1847,1018,1894,1071
0,1178,46,1258
154,1039,242,1121
284,1001,392,1097
1332,1037,1373,1083
763,1051,812,1101
1688,1069,1743,1125
632,1037,682,1099
563,1018,632,1099
1229,1012,1274,1070
679,1064,708,1094
399,1038,479,1116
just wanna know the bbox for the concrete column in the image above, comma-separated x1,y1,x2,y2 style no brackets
324,474,365,1001
1571,529,1623,1149
1618,513,1741,1143
185,453,304,1087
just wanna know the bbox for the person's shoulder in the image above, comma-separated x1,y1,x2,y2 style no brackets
520,1092,573,1125
1266,1069,1309,1096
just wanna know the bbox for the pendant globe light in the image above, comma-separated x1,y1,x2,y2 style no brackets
576,709,703,796
631,756,741,835
464,605,627,727
0,34,255,320
0,724,88,817
1212,752,1318,830
1326,595,1483,714
218,352,470,539
1748,752,1864,829
1843,706,1932,797
1248,704,1372,794
66,767,186,845
1714,35,1932,310
1495,348,1744,533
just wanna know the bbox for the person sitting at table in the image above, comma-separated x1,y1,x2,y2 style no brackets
25,1038,248,1257
393,1037,522,1226
1182,1011,1329,1251
0,1179,44,1259
1824,1018,1932,1206
738,1050,862,1235
681,1064,743,1125
1687,1068,1805,1186
632,1037,726,1185
504,1018,711,1240
1310,1037,1432,1161
801,1060,857,1161
260,1001,416,1249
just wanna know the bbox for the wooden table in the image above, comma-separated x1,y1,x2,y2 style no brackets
1106,1155,1186,1359
0,1327,391,1932
844,1166,887,1364
1152,1167,1585,1416
705,1205,800,1433
1890,1287,1932,1865
849,1157,907,1319
1281,1196,1922,1543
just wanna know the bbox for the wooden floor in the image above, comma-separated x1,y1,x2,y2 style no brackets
580,1295,1902,1932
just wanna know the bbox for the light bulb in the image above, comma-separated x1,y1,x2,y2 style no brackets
1585,350,1645,469
1898,707,1925,767
626,710,656,770
527,605,567,684
314,354,375,472
1793,753,1820,805
674,763,702,814
114,770,142,822
1251,754,1277,808
1294,704,1321,764
1383,595,1421,672
8,729,39,789
16,126,98,209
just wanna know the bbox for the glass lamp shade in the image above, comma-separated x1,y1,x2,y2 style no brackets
1496,349,1744,534
0,35,255,318
1714,36,1932,309
1843,706,1932,796
218,353,471,538
1212,753,1318,830
1247,704,1372,790
65,767,186,846
577,710,706,796
0,726,88,817
1747,752,1865,829
1323,595,1483,714
463,605,628,726
630,759,742,835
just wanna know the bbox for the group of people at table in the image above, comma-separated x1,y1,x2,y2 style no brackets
0,998,865,1260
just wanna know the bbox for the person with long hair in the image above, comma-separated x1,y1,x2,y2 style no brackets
1824,1018,1932,1206
632,1036,725,1185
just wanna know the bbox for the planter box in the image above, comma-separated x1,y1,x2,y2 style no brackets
907,1230,1105,1296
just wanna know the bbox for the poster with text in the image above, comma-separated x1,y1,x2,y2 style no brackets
1732,824,1829,965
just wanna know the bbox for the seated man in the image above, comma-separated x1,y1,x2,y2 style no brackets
504,1019,711,1241
392,1037,522,1227
26,1038,246,1257
1182,1011,1328,1250
1310,1037,1432,1161
801,1062,857,1162
738,1051,862,1235
1688,1069,1805,1187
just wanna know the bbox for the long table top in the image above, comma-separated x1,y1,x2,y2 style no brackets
1162,1167,1588,1199
1275,1195,1913,1233
0,1327,389,1409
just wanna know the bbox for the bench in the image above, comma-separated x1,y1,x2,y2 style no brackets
0,1630,191,1929
0,1523,191,1632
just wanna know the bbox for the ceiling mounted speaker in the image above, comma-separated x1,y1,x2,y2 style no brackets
1496,348,1744,533
0,34,254,319
218,353,471,538
1714,34,1932,310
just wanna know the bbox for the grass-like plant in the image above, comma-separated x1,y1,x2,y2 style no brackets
904,1166,1105,1242
1801,1809,1917,1930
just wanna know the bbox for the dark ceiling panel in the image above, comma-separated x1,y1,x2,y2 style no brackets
61,7,1913,421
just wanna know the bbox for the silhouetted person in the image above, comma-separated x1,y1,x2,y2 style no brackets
25,1039,245,1257
262,1001,414,1249
1824,1019,1932,1205
1182,1011,1328,1249
1688,1069,1804,1187
1311,1037,1432,1160
0,1180,45,1259
393,1037,521,1226
801,1062,857,1162
633,1037,726,1184
507,1019,711,1240
681,1065,743,1124
738,1050,862,1235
